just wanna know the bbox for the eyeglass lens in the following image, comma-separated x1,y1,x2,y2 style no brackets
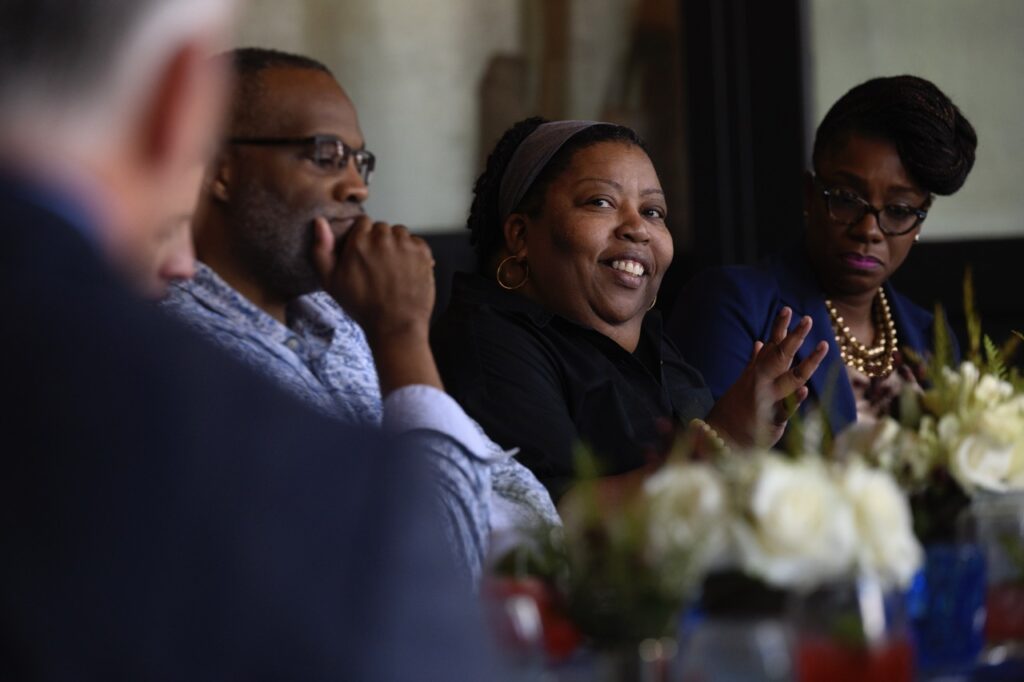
313,138,375,182
827,192,920,235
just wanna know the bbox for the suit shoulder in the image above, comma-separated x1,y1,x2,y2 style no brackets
674,264,782,322
890,287,934,325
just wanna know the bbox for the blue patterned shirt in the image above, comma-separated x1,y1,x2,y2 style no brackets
162,263,558,582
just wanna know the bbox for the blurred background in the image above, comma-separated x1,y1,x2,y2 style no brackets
236,0,1024,344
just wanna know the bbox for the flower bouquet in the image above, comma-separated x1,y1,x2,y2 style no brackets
680,444,920,682
834,275,1024,669
491,453,713,657
491,432,922,680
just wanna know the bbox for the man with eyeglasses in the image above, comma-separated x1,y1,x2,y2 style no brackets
162,48,558,581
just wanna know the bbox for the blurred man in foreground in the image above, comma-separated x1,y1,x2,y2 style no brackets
162,48,558,583
0,1,494,678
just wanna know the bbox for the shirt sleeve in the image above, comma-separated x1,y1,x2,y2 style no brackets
382,385,498,459
382,385,559,584
381,386,494,584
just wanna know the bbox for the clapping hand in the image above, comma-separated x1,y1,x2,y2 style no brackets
706,307,828,448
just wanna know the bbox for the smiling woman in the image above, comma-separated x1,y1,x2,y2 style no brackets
504,138,671,351
669,75,978,434
432,117,826,502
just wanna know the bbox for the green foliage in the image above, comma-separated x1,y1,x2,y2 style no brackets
984,335,1008,381
928,303,955,393
496,444,698,648
929,269,1020,384
964,266,982,361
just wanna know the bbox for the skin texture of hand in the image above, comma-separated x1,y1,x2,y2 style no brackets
706,307,828,448
312,216,443,394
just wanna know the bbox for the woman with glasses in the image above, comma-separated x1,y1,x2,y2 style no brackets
669,75,977,433
432,118,825,503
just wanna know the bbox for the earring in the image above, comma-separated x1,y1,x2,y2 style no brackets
914,234,920,242
496,256,529,290
647,296,657,312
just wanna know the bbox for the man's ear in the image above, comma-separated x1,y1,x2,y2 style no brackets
502,213,530,259
135,38,227,186
136,42,206,167
208,152,232,203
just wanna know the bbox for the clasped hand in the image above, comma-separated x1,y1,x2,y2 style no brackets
311,215,436,344
311,215,443,394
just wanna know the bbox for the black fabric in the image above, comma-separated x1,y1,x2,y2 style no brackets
432,272,713,501
0,181,496,681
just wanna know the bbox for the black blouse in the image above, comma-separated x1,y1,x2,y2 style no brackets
432,273,713,501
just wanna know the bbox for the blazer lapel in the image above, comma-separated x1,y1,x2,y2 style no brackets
770,248,858,434
885,282,930,360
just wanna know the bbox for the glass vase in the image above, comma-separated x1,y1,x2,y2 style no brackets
677,572,794,682
907,543,986,675
591,637,679,682
677,615,793,682
969,492,1024,664
792,579,914,682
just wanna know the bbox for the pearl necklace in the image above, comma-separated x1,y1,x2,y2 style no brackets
824,288,898,379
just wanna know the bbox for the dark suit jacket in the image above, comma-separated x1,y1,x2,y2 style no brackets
668,244,947,435
0,178,495,681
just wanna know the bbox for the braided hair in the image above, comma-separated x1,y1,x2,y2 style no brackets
812,75,977,196
467,116,650,273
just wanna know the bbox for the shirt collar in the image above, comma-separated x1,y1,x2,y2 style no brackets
169,261,338,349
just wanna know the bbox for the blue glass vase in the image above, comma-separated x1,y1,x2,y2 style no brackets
907,543,986,675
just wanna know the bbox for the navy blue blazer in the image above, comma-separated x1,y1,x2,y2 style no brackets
667,245,946,435
0,177,495,681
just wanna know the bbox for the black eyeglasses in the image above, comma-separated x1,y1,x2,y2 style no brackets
227,135,375,184
813,176,928,236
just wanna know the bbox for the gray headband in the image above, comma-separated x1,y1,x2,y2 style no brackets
497,120,607,222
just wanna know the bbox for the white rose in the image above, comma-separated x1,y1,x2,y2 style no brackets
950,434,1024,494
731,455,857,591
938,361,980,415
977,397,1024,443
940,364,962,387
644,463,729,570
973,373,1015,409
901,422,941,483
958,361,980,391
841,460,922,588
834,418,901,471
937,413,963,447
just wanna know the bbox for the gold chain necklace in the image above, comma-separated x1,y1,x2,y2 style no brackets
824,288,898,379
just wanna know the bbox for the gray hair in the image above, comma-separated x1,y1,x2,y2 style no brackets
0,0,234,149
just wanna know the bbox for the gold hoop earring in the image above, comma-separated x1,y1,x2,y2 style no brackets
647,296,657,312
496,256,529,290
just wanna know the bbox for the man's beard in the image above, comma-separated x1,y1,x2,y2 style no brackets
229,182,322,300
